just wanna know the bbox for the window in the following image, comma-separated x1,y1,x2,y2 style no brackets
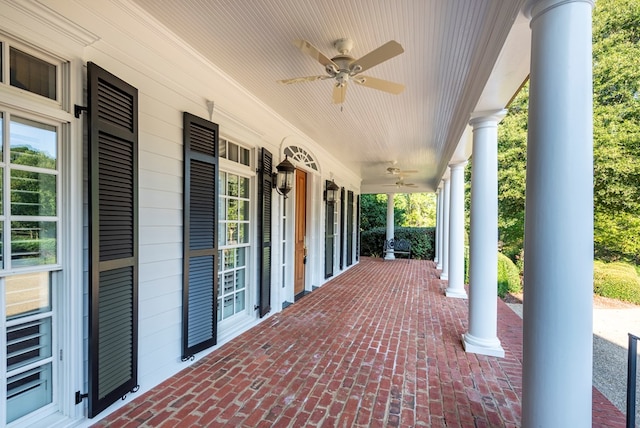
219,137,250,166
284,145,318,171
218,172,250,321
0,38,67,425
1,111,61,424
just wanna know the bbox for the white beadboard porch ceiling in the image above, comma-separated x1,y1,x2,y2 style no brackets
131,0,530,193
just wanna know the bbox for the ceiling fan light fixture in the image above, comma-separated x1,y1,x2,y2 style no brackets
349,64,363,75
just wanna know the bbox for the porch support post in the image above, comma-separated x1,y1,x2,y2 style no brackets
445,162,467,299
436,182,445,270
522,0,594,426
384,193,396,260
434,185,442,264
439,175,450,279
463,110,506,357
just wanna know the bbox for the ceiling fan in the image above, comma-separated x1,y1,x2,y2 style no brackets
277,38,405,104
386,166,418,175
383,179,417,188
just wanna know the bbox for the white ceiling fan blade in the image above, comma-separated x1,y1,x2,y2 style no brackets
293,39,337,68
333,84,347,104
278,75,331,85
353,40,404,73
355,76,405,94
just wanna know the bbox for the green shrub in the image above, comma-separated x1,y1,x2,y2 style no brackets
593,261,640,304
497,252,522,298
359,227,435,260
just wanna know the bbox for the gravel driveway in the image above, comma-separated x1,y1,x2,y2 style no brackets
506,299,640,425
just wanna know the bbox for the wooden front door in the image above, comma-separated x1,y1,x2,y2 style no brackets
294,169,307,296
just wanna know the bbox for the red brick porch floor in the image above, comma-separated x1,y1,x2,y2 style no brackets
93,257,626,427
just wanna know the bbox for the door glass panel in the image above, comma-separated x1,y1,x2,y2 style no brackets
9,47,57,100
5,272,50,319
10,116,57,168
6,317,52,371
11,221,57,267
10,170,56,216
7,362,53,423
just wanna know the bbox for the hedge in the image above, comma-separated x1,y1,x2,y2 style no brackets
593,260,640,304
360,227,435,260
497,252,522,297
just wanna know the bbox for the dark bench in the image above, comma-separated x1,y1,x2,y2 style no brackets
383,238,411,262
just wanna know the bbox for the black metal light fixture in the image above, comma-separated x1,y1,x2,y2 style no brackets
325,180,340,204
272,155,295,198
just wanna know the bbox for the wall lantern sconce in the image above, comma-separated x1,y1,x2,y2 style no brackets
325,180,340,204
272,155,295,198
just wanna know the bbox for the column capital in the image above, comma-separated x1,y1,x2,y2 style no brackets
448,161,467,171
469,109,508,128
524,0,594,21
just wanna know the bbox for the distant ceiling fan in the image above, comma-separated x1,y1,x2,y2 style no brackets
386,166,418,175
383,179,417,188
277,38,405,104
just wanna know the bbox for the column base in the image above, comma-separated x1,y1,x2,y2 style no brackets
436,262,443,270
445,287,467,299
462,333,504,358
439,272,448,280
434,257,439,264
384,253,395,260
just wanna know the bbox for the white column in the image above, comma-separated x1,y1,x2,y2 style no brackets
384,193,395,260
434,186,442,264
439,176,450,278
522,0,594,426
436,183,445,270
445,162,467,299
463,110,506,358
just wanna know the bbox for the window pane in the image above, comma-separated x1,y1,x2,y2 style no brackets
218,223,226,247
218,171,226,196
216,299,221,322
239,223,249,244
238,200,248,221
11,170,56,216
228,142,238,162
5,272,51,319
0,112,4,166
218,138,227,159
7,363,53,423
228,199,238,221
235,290,245,312
10,47,56,100
0,223,3,269
10,116,57,169
227,223,238,244
236,269,245,290
11,221,57,267
223,296,233,318
240,147,250,166
237,247,245,267
224,249,234,269
223,272,234,294
228,174,238,197
239,176,249,198
6,317,52,371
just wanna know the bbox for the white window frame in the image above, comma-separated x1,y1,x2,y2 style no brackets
0,36,75,428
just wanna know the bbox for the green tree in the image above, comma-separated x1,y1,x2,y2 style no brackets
497,85,528,260
495,0,640,263
360,193,405,229
592,0,640,261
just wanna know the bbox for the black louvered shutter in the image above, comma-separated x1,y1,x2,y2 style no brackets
356,194,361,261
339,187,345,270
87,62,138,418
257,148,272,317
347,190,354,266
324,181,335,279
182,113,219,359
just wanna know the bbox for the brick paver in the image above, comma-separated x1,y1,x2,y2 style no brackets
93,257,626,427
